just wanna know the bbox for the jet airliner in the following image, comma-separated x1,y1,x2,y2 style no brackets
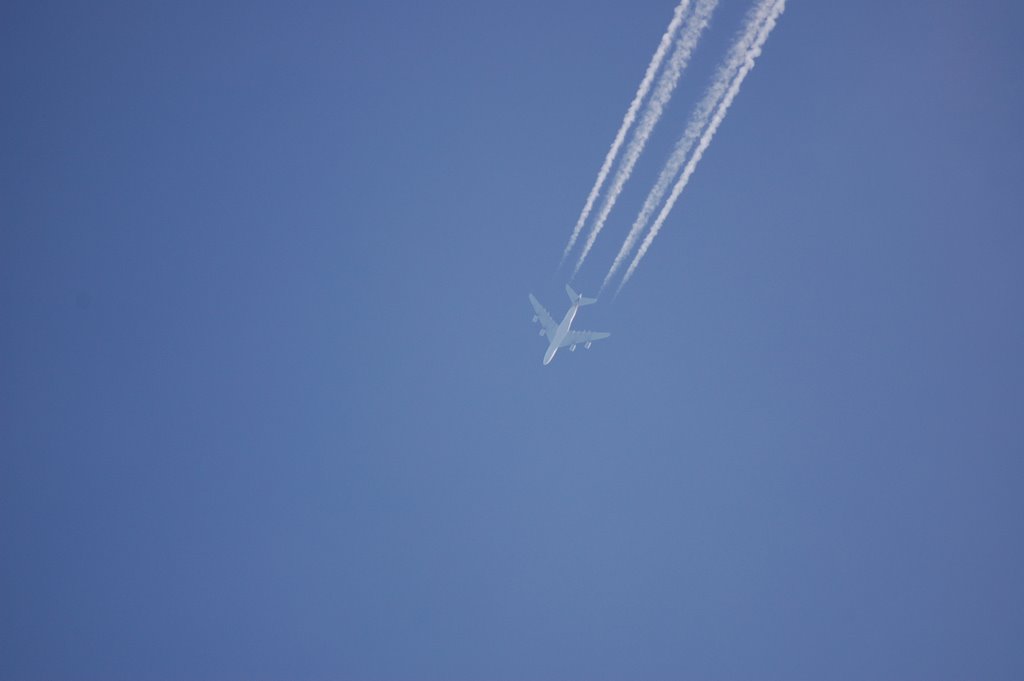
529,285,610,365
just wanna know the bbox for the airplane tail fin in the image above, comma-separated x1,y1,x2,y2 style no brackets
566,284,597,306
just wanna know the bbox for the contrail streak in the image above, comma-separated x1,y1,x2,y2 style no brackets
573,0,718,277
617,0,785,295
601,0,776,294
560,0,691,266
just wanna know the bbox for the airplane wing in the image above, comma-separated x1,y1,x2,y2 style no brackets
529,294,557,336
560,330,610,348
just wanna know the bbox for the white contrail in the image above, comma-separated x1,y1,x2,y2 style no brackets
560,0,691,266
572,0,718,277
617,0,786,295
602,0,776,293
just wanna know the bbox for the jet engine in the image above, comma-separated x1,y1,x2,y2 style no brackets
532,315,538,323
570,344,576,352
539,329,545,336
585,341,592,349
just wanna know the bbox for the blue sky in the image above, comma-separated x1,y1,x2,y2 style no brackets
2,1,1023,679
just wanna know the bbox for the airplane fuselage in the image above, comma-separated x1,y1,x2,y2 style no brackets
543,302,580,365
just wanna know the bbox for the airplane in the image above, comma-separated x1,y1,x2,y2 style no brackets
529,285,611,365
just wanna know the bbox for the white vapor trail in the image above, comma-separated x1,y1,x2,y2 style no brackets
616,0,786,295
560,0,691,266
602,0,777,293
573,0,718,277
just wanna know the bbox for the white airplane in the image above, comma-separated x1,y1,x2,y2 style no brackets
529,285,611,365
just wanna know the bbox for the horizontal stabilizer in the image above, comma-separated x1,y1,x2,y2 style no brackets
566,284,597,306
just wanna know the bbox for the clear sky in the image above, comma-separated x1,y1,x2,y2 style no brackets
3,1,1023,679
